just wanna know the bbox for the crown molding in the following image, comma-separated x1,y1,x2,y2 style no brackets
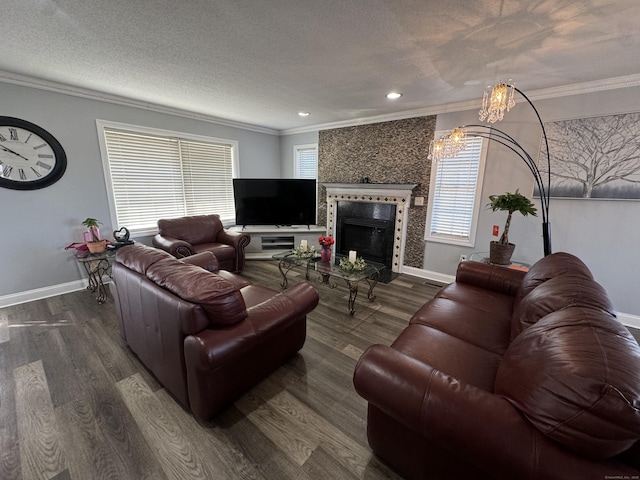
4,70,640,137
281,73,640,135
0,71,280,136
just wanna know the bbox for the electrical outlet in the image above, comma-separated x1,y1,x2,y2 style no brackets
459,254,467,262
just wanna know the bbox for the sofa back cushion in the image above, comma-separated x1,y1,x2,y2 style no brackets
511,275,615,339
157,214,223,246
495,308,640,459
516,252,593,303
147,258,247,326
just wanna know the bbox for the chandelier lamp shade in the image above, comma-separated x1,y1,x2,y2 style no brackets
428,81,552,256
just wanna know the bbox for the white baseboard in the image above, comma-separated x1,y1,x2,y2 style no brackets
401,265,455,285
617,312,640,330
0,280,88,308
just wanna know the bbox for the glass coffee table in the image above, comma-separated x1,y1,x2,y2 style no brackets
272,252,384,315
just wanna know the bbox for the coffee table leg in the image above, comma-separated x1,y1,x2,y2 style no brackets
366,271,379,301
347,280,358,316
277,259,290,289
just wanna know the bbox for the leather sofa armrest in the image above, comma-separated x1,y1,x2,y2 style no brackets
455,260,525,296
217,229,251,250
245,282,319,322
179,251,220,272
353,344,633,479
153,233,194,258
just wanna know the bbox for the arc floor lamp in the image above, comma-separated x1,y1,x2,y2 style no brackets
429,81,552,256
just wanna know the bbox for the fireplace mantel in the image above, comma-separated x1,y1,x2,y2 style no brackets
323,183,417,273
322,183,417,197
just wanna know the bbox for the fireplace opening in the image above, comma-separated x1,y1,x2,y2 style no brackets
335,200,397,282
338,218,391,265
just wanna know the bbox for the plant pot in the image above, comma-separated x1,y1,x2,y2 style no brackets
489,241,515,265
87,240,107,254
320,246,332,262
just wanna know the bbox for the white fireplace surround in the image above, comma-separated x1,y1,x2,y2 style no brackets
323,183,416,273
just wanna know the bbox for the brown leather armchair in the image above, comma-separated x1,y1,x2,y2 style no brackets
153,214,250,272
110,243,319,421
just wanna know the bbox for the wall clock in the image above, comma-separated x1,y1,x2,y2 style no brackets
0,116,67,190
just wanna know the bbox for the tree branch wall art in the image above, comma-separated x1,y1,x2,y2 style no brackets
536,112,640,199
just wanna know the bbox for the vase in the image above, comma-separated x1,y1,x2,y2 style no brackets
320,246,332,262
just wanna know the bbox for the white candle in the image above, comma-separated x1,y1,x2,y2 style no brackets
349,250,357,263
300,239,307,250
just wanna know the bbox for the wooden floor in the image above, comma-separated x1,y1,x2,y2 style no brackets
0,260,444,480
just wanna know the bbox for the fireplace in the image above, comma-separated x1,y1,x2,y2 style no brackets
336,201,395,268
323,183,416,278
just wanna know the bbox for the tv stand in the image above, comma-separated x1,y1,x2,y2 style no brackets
230,225,326,259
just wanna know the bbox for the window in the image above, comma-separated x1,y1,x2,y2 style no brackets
97,121,238,236
425,134,487,246
294,144,318,179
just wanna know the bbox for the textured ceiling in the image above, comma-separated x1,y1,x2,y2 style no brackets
2,0,640,132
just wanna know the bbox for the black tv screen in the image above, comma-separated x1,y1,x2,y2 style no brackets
233,178,317,226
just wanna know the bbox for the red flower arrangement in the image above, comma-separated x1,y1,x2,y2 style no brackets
318,235,335,247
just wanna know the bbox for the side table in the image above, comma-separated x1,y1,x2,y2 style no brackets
468,251,530,271
75,250,115,303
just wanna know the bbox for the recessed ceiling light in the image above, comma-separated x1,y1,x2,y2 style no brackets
386,92,402,100
298,111,310,117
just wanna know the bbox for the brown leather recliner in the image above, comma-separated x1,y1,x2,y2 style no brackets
110,243,319,421
153,214,251,272
353,252,640,479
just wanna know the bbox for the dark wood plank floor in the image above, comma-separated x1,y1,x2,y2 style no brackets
0,260,444,480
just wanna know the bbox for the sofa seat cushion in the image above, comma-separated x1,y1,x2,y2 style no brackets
435,282,515,320
193,242,236,262
147,259,247,326
511,275,616,339
495,308,640,459
410,297,512,355
392,324,502,392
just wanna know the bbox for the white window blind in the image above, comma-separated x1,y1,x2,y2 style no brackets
294,144,318,179
426,135,486,246
102,126,236,233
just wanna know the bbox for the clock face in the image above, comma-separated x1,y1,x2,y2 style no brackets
0,117,67,190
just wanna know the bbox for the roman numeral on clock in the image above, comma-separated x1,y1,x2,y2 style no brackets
2,165,13,177
30,166,42,178
18,168,26,180
0,134,6,142
36,160,52,170
38,154,53,159
9,128,18,141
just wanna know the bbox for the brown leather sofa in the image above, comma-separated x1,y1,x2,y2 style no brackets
353,252,640,479
153,214,251,272
110,243,319,421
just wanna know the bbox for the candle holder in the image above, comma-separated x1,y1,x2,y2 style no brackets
339,256,367,272
292,245,317,259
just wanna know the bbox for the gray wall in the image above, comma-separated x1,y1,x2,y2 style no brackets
0,82,280,300
279,131,318,177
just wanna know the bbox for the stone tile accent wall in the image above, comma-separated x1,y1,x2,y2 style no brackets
318,116,436,268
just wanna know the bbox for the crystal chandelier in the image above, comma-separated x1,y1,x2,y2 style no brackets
428,127,467,161
478,81,516,123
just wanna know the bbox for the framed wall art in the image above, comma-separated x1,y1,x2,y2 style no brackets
535,112,640,199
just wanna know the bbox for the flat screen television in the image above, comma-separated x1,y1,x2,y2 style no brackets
233,178,317,227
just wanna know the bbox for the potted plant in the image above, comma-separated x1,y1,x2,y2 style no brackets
487,189,537,265
82,217,107,254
